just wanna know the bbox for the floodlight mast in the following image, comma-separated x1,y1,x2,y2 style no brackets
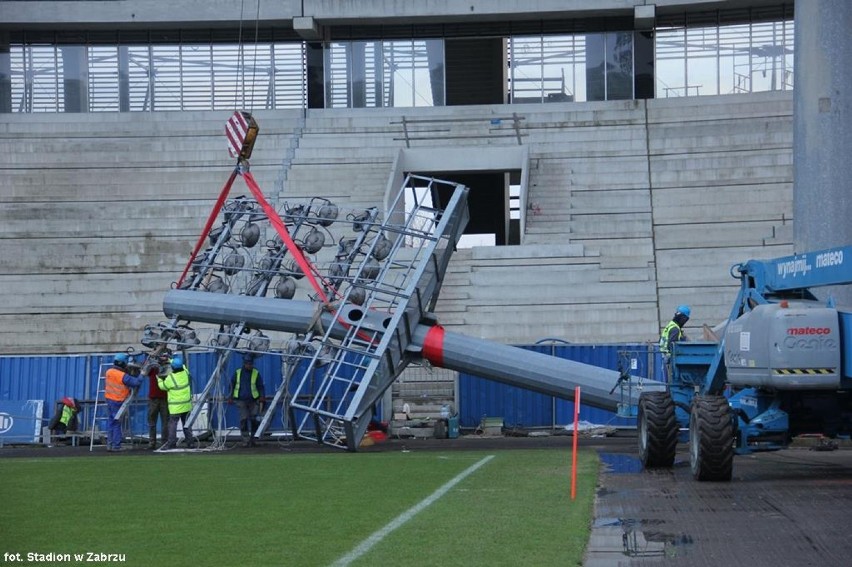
164,290,662,415
144,115,655,450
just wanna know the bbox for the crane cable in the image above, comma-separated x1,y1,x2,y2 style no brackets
235,0,245,109
234,0,263,111
250,0,261,111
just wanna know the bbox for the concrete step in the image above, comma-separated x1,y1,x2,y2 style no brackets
650,150,792,188
656,220,790,251
648,118,792,154
0,310,171,355
0,273,170,314
0,200,227,238
458,277,657,305
656,244,793,287
0,237,188,274
439,302,660,344
652,183,792,222
0,122,303,140
297,134,402,149
647,91,792,124
531,214,652,239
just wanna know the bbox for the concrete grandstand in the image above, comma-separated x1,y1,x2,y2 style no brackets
3,0,846,359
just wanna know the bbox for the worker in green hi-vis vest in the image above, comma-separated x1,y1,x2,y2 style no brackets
659,305,690,383
157,355,196,450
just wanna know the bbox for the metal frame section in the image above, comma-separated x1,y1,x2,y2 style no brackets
285,175,469,450
140,182,359,441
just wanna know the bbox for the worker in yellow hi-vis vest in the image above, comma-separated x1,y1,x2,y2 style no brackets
229,356,265,447
659,305,690,383
157,355,196,450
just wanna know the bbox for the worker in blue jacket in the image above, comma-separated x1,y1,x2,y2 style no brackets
104,353,143,452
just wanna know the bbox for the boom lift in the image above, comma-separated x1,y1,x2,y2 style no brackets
639,245,852,481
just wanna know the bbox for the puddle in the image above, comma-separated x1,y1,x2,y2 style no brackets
599,452,642,473
598,451,690,473
593,517,694,558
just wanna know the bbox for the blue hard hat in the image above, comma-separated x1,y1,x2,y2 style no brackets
676,305,691,318
114,353,129,365
171,356,184,370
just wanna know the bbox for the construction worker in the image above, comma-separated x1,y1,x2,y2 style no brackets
659,305,690,381
104,353,143,452
48,396,80,437
157,355,195,450
229,355,265,447
146,353,170,449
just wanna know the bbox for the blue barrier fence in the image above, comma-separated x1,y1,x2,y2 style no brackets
0,343,663,443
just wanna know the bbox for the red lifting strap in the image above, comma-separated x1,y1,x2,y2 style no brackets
242,170,329,304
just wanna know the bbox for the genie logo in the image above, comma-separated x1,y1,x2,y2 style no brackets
0,412,13,434
784,327,837,350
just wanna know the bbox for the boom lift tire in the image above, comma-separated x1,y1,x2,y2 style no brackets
689,395,734,481
638,391,678,468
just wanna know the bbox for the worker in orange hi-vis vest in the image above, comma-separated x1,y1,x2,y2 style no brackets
104,353,143,452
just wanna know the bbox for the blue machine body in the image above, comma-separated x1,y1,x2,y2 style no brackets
668,245,852,454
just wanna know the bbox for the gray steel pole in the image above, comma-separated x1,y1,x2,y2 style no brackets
412,328,662,412
164,290,661,412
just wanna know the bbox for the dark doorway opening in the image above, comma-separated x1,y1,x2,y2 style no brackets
409,170,521,246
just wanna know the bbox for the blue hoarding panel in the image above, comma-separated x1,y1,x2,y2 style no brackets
0,355,89,403
3,343,660,438
553,344,658,428
0,400,45,444
0,351,295,440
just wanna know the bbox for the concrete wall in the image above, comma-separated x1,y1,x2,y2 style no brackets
0,91,793,354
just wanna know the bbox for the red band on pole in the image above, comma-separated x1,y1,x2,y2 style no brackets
241,170,329,304
176,168,239,288
422,325,445,367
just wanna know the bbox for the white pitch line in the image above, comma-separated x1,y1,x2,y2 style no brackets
330,454,495,567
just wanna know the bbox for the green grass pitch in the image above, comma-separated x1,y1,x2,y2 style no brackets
0,448,598,566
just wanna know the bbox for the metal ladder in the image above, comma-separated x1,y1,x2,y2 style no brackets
90,362,141,451
288,174,469,449
89,365,109,452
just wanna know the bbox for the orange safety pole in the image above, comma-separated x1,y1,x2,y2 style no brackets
571,386,581,500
